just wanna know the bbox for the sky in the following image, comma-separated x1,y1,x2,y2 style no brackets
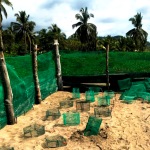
2,0,150,40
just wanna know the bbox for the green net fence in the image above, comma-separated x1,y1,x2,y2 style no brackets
0,78,7,129
0,52,57,129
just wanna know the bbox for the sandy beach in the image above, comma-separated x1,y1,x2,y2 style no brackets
0,91,150,150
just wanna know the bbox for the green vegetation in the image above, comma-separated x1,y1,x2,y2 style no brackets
2,7,150,55
72,7,97,51
126,12,148,51
61,51,150,76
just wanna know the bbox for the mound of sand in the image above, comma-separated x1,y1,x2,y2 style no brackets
0,91,149,150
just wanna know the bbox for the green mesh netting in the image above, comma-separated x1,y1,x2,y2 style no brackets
97,96,110,106
94,107,111,117
84,116,102,136
130,83,146,91
0,52,57,129
76,100,90,112
85,90,95,102
122,95,135,104
88,86,102,95
45,135,67,148
23,123,45,137
145,77,150,83
136,92,150,101
132,81,145,85
104,90,115,98
119,82,147,103
72,88,80,99
0,79,7,129
37,53,57,99
63,112,80,126
119,90,136,101
144,81,150,92
118,78,131,91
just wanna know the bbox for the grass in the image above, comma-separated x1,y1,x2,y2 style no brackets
60,51,150,76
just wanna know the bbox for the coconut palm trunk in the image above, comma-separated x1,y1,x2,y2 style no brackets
54,40,63,91
106,44,110,90
0,27,15,125
32,45,41,104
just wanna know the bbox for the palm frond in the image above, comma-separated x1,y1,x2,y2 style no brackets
126,28,135,37
80,8,84,13
1,4,7,19
89,13,94,18
2,0,13,9
72,22,83,29
75,14,83,21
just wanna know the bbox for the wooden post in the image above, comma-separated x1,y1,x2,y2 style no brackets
54,39,63,91
106,44,110,90
0,52,15,125
32,44,42,104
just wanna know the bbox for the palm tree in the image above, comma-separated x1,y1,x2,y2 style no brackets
2,26,15,54
72,7,97,50
0,0,15,125
48,24,66,40
126,12,148,51
48,24,64,90
36,29,48,51
48,24,66,50
11,11,36,54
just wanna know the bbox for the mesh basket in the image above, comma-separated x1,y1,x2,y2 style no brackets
0,147,14,150
46,109,61,120
145,77,150,83
84,116,102,136
136,92,150,101
132,81,145,85
130,84,146,94
119,90,136,100
60,100,73,108
97,96,110,106
85,91,95,102
104,90,115,98
144,81,150,92
63,112,80,126
23,123,45,137
72,88,80,99
94,107,111,117
123,95,135,104
118,78,131,91
76,100,90,112
45,135,67,148
88,87,102,95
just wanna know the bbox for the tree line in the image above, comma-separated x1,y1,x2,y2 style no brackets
1,7,149,56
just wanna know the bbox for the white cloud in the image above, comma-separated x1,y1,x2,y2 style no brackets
2,0,150,40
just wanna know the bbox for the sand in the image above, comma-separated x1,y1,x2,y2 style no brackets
0,91,150,150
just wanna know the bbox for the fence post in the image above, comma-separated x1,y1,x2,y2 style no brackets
32,44,42,104
0,52,15,125
54,39,63,91
106,44,110,90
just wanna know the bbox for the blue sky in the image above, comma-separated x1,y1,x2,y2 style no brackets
3,0,150,40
